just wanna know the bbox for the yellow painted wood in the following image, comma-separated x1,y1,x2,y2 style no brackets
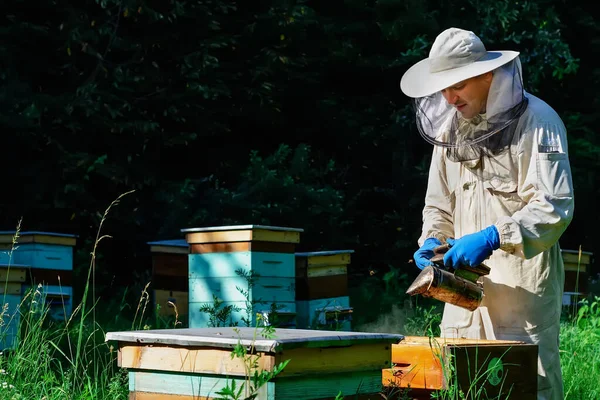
307,265,347,278
185,229,300,244
149,245,188,254
0,267,26,282
561,251,591,265
274,342,391,376
563,262,588,272
0,234,76,246
0,282,21,295
306,253,351,267
118,341,391,378
119,345,275,376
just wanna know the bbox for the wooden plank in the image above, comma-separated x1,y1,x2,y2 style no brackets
149,245,188,254
129,370,252,398
275,342,392,376
297,253,351,267
130,393,213,400
271,370,383,399
295,275,348,300
148,239,188,254
152,253,188,277
561,251,591,265
189,252,295,278
119,345,275,375
189,276,296,303
12,244,73,271
154,290,189,316
0,232,77,246
129,369,382,399
563,261,588,272
0,282,21,295
191,241,296,254
184,229,301,244
106,327,404,352
0,267,26,282
307,265,347,278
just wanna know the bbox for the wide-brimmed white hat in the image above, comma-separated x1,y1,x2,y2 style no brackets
400,28,519,98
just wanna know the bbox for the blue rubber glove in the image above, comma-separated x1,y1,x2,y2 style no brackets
413,237,443,270
443,225,500,268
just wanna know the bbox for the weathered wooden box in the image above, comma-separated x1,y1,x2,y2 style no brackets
147,239,189,318
382,336,538,399
106,327,403,400
295,250,353,330
182,225,304,328
0,231,77,349
561,248,593,305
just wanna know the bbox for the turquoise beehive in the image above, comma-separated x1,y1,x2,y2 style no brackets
182,225,303,328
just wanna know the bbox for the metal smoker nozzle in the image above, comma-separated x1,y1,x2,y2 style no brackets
406,264,487,312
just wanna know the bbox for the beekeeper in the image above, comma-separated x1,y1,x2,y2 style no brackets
400,27,575,400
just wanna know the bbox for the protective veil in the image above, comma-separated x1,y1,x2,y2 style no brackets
413,58,529,179
417,62,575,399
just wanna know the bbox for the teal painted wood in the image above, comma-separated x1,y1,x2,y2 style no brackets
128,369,382,399
189,300,296,328
296,296,352,331
0,294,22,350
129,370,269,398
21,284,73,322
147,239,188,247
12,243,73,270
189,252,295,278
0,252,8,265
189,276,295,303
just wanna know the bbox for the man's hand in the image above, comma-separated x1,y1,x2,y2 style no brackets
414,237,443,269
443,225,500,268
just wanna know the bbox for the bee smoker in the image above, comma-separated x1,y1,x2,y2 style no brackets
406,244,490,311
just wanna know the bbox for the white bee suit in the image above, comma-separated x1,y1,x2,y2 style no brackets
417,92,575,400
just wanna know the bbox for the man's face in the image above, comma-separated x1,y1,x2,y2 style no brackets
441,72,493,119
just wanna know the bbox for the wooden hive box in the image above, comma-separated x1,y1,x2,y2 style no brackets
148,239,189,318
295,250,353,331
105,327,404,400
561,248,593,305
382,336,538,399
0,231,76,333
182,225,304,328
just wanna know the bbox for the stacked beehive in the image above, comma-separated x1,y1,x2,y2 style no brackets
182,225,303,328
147,239,189,318
0,231,76,349
561,248,593,306
295,250,354,331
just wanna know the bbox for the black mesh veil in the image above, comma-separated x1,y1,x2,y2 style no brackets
412,58,528,168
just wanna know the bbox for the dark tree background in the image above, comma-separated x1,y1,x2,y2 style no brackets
1,0,598,325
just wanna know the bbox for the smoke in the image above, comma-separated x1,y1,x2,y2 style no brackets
353,301,412,334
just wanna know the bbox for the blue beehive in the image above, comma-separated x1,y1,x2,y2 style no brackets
182,225,303,328
0,231,77,349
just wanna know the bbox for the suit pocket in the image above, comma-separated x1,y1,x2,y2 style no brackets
536,152,573,197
